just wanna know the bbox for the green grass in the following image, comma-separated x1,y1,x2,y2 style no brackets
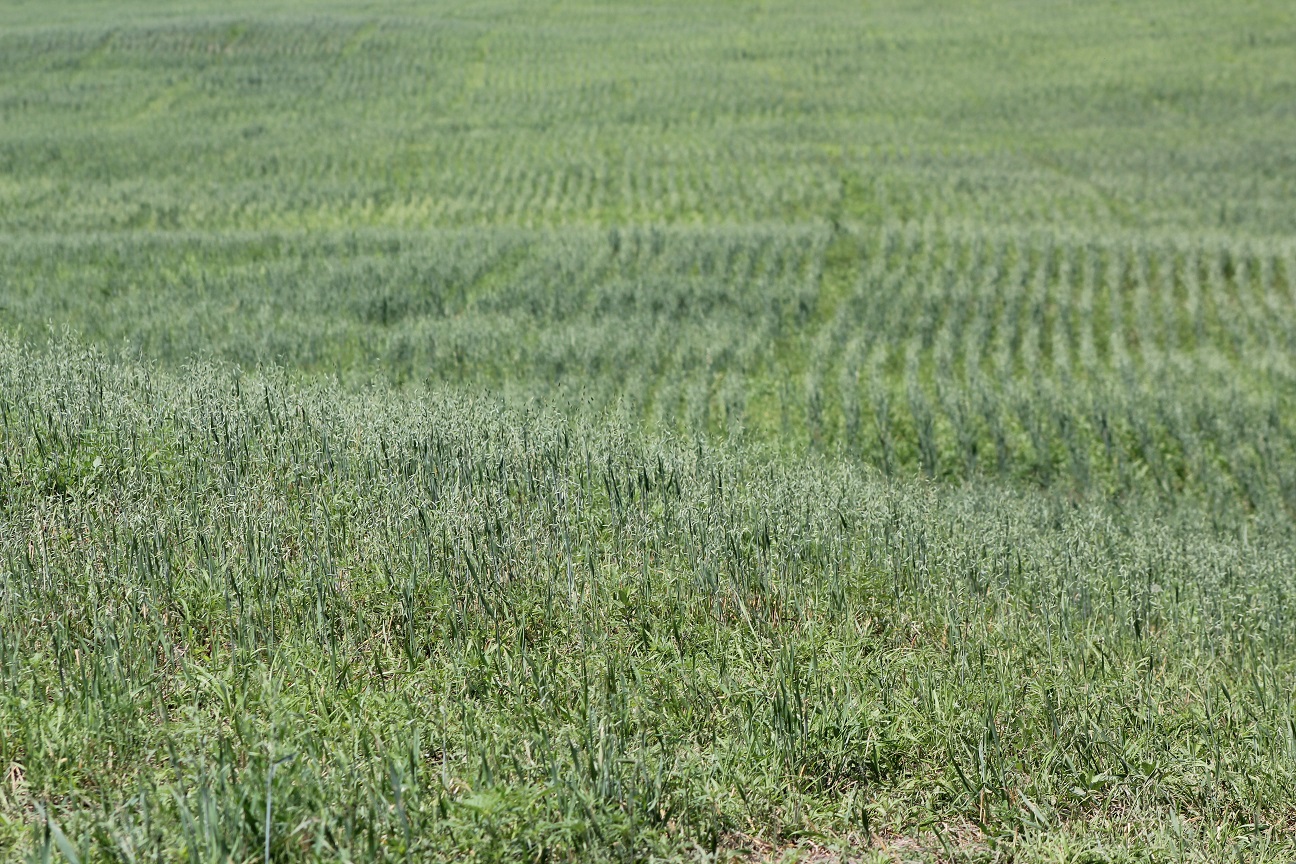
2,1,1296,860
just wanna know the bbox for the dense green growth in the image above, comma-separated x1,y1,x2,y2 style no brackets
5,340,1296,862
2,0,1296,860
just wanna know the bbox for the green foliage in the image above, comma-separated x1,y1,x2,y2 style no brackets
2,0,1296,860
4,340,1296,861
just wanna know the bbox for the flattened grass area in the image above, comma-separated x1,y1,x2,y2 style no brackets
1,1,1295,861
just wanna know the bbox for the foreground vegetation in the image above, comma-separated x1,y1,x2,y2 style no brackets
4,338,1296,861
2,0,1296,860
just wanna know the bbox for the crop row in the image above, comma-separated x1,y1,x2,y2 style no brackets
1,5,1292,235
3,223,1293,510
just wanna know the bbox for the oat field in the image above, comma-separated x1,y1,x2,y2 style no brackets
2,1,1296,861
